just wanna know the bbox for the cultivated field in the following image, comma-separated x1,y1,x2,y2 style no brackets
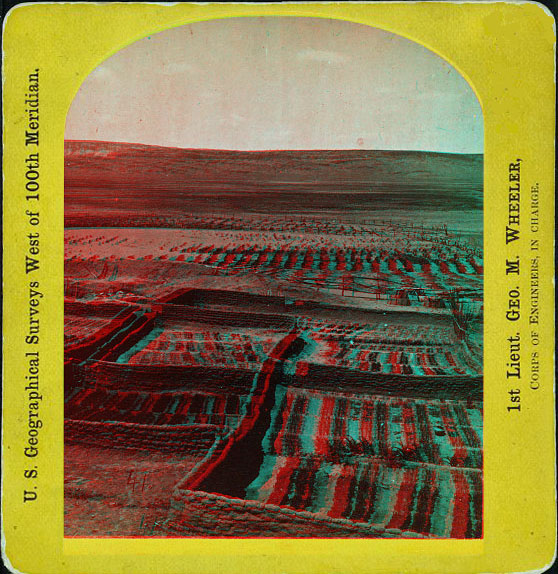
64,141,483,538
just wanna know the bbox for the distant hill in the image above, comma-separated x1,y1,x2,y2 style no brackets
65,140,483,197
64,140,483,238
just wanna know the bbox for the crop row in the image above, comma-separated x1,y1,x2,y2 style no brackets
65,212,473,246
298,319,458,344
262,386,483,468
299,340,481,377
65,226,481,266
246,453,482,538
124,329,282,370
65,386,250,429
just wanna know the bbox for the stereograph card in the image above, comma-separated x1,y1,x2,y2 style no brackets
1,2,555,573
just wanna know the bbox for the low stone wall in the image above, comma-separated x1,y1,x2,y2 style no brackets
165,489,423,538
74,361,256,394
64,309,142,362
286,363,483,400
64,419,220,455
159,304,294,329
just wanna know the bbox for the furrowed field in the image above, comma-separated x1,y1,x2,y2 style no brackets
64,141,483,538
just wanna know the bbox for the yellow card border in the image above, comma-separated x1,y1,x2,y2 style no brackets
2,3,556,573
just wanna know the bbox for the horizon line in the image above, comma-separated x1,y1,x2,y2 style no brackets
64,139,484,156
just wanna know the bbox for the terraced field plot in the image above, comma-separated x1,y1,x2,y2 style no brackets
64,142,482,538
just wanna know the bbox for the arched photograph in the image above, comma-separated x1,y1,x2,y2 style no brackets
64,17,483,538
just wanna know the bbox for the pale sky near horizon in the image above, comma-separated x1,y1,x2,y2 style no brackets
65,17,483,153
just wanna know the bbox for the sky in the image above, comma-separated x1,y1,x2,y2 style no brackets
65,17,483,153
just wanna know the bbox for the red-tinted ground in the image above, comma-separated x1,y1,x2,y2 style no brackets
64,141,483,538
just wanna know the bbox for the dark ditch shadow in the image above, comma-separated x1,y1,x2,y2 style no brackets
197,336,306,499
